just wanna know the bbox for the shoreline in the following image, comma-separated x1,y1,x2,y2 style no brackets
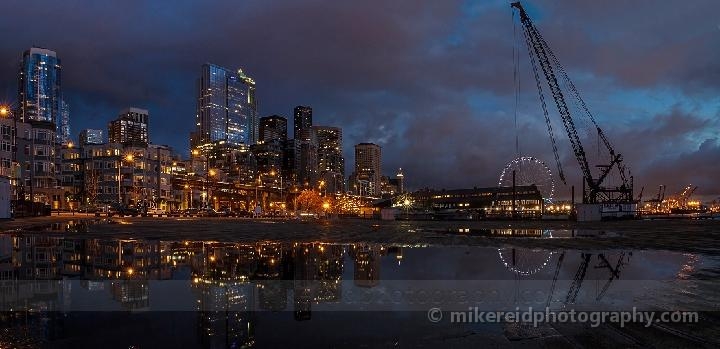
2,216,719,256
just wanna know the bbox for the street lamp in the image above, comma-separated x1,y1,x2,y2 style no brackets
270,169,283,210
184,184,192,209
255,174,262,215
206,168,217,209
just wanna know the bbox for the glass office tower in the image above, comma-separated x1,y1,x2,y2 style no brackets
196,63,258,146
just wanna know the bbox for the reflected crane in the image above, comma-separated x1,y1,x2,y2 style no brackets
565,253,591,304
594,252,632,301
545,251,565,308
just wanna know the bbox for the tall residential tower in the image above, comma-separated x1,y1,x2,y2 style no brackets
352,143,381,196
293,106,312,140
18,47,69,143
314,126,345,193
108,108,149,146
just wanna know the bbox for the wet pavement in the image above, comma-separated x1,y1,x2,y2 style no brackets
0,218,719,348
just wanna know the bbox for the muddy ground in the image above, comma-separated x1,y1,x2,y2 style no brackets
3,215,719,255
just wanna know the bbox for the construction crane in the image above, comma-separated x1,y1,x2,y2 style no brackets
511,2,633,204
657,185,666,203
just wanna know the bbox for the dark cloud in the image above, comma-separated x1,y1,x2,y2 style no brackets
0,0,717,195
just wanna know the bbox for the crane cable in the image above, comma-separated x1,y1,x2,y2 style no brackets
512,8,520,157
520,19,566,184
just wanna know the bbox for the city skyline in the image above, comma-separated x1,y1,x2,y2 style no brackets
0,1,718,196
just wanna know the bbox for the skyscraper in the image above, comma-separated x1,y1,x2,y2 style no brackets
293,106,312,140
297,128,318,187
314,126,345,193
59,100,70,144
108,108,149,146
18,47,63,127
256,115,287,180
195,63,258,147
259,115,288,143
352,143,381,196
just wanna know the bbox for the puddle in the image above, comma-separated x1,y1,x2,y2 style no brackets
0,232,717,347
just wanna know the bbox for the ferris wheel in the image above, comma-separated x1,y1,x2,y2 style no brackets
499,156,555,203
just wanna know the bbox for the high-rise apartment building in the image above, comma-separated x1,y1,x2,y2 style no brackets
194,64,258,147
259,115,287,143
352,143,381,196
293,106,312,140
314,126,344,193
297,128,318,187
18,47,62,126
108,108,149,147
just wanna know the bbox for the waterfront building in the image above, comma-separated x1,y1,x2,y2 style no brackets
59,143,82,208
76,142,180,209
15,120,62,206
409,185,544,218
0,117,17,184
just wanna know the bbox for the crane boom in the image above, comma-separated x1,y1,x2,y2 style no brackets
511,2,633,204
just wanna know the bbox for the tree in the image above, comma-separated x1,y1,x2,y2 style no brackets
84,168,100,206
296,189,323,213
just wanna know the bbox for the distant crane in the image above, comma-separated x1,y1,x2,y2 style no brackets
657,185,666,203
511,2,633,204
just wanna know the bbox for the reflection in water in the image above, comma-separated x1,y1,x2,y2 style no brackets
0,230,711,348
